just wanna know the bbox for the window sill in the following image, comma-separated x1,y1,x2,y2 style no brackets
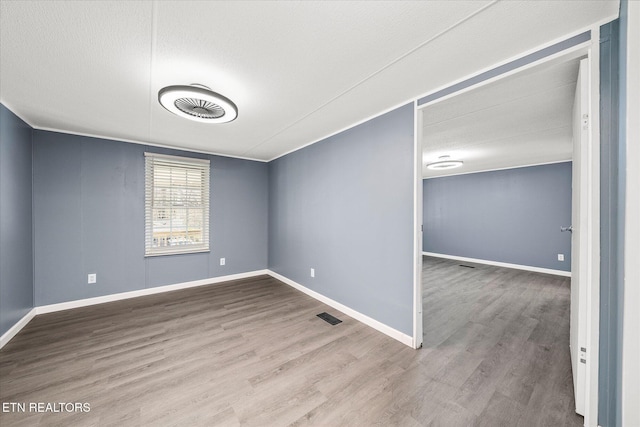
145,248,210,257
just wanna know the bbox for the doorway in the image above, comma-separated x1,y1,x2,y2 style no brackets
413,37,601,425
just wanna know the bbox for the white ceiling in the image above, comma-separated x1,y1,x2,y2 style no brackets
422,57,582,178
0,1,618,162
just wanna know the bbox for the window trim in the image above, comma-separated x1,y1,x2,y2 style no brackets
144,152,210,257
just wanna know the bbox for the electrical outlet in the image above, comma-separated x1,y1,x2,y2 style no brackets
88,273,97,284
220,257,226,266
310,268,315,278
558,254,565,261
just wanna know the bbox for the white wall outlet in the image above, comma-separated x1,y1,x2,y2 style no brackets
558,254,565,261
220,257,226,266
310,268,315,278
88,273,97,284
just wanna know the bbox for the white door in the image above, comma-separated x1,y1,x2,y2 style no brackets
570,58,589,416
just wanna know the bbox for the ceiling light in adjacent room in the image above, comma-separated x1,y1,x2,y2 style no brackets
426,155,464,170
158,84,238,123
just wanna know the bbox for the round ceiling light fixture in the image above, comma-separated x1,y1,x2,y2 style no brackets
426,155,464,170
158,84,238,123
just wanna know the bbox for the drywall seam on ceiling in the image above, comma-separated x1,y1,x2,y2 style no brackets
247,1,500,158
423,160,572,179
146,0,158,145
415,15,617,109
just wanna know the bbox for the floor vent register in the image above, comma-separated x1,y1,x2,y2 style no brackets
317,312,342,325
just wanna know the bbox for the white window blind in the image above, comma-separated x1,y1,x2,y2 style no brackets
145,153,210,256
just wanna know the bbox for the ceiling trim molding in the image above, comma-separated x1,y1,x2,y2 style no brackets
2,99,267,163
423,159,572,180
0,101,38,129
31,125,268,163
266,100,414,162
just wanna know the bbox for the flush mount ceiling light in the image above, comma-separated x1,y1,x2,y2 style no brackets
426,155,464,170
158,84,238,124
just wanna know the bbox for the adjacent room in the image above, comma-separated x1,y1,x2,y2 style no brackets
1,1,637,426
419,56,581,424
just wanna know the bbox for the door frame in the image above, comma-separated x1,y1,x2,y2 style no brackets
413,99,424,349
412,25,603,426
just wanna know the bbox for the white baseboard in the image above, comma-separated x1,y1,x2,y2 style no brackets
2,269,416,350
422,252,571,277
36,270,269,314
0,308,37,349
0,270,269,349
267,270,414,348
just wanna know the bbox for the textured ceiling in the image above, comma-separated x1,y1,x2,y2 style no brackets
422,57,582,178
0,1,618,161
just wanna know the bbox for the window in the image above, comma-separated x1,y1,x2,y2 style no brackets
145,153,210,256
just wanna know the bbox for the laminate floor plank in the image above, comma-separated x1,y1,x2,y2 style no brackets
1,260,583,426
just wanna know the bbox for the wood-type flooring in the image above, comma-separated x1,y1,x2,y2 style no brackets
0,257,583,426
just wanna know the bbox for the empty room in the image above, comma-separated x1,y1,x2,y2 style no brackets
420,56,582,424
0,1,637,426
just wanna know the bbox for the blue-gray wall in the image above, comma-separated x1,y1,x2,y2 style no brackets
268,103,415,335
0,104,34,336
423,162,572,272
599,12,625,427
32,131,268,306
